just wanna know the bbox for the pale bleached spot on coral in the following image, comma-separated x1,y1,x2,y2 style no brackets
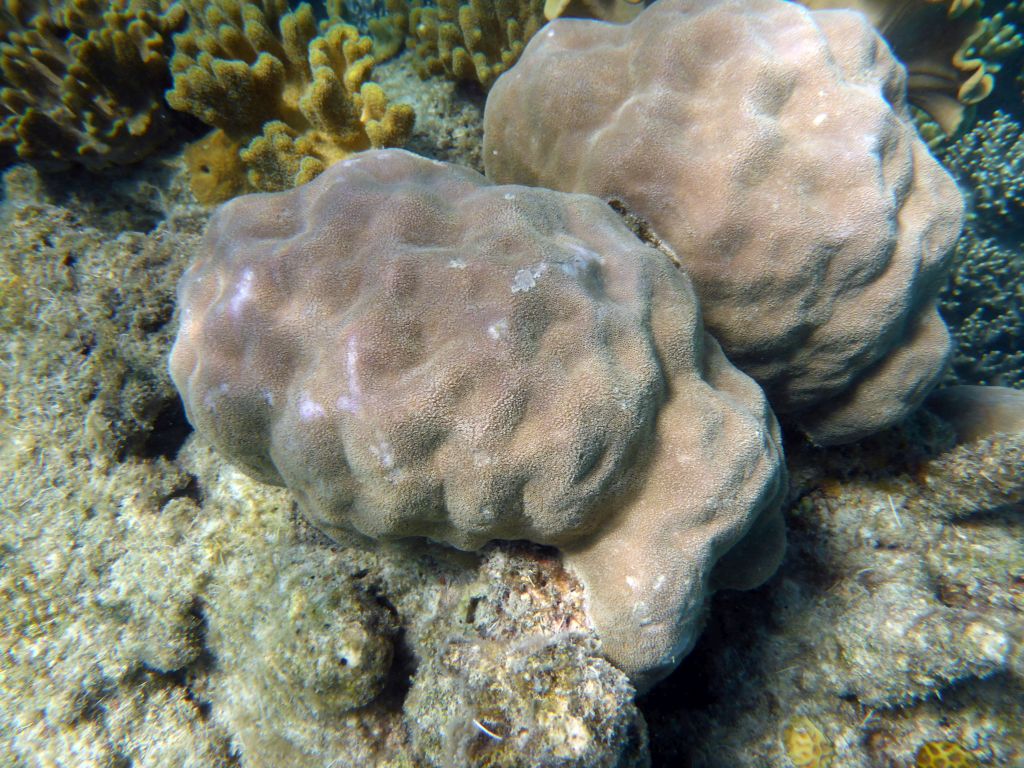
812,113,828,127
228,268,255,317
298,394,325,421
448,258,467,269
487,319,509,340
336,335,364,414
369,441,395,469
203,382,231,411
512,263,548,293
559,242,603,277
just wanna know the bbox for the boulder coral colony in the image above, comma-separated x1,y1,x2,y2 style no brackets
0,0,1021,765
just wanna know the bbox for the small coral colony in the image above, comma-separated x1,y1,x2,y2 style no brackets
1,0,1021,761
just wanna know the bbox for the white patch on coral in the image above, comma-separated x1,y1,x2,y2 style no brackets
370,441,395,470
504,192,516,201
203,382,230,412
298,394,325,421
487,319,508,340
448,258,467,269
812,112,827,127
512,262,548,293
336,335,363,414
228,268,255,317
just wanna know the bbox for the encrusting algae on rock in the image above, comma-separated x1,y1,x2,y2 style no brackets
782,716,834,768
914,740,980,768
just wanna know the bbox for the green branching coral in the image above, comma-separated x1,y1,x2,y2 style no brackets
939,226,1024,389
0,0,185,170
941,109,1024,232
167,0,414,202
408,0,545,89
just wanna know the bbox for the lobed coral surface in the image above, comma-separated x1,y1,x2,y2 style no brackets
169,148,787,688
0,0,1021,764
484,0,965,445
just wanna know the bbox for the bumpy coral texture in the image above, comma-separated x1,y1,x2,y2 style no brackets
169,148,786,688
483,0,964,445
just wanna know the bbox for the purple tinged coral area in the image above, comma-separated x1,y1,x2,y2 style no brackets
170,148,787,689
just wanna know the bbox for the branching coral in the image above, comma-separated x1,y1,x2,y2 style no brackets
407,0,546,88
939,226,1024,389
0,0,185,170
167,0,413,202
542,0,642,23
941,109,1024,232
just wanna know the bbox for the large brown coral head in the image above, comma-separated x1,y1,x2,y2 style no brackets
484,0,964,445
169,149,786,689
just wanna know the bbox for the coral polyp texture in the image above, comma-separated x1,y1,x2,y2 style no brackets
407,0,547,88
796,0,1013,136
169,148,787,689
483,0,965,445
0,0,185,170
167,0,414,202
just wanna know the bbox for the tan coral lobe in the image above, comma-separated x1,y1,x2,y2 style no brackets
483,0,965,444
169,149,786,688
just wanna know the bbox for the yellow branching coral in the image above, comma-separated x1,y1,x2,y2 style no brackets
797,0,1020,136
167,0,413,202
0,0,185,170
366,0,409,60
408,0,545,88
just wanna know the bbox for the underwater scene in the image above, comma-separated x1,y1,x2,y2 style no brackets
0,0,1022,765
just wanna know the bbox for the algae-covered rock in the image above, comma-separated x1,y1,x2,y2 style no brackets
0,165,233,765
406,634,649,767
